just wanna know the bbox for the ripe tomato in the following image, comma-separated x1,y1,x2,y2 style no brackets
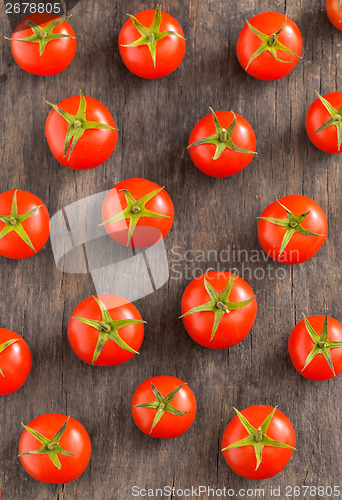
326,0,342,30
19,413,91,484
258,195,328,264
6,13,76,76
288,314,342,381
131,376,196,438
180,271,257,349
68,295,145,366
101,178,174,248
188,108,257,178
119,6,185,79
236,12,302,80
0,329,31,396
306,91,342,153
0,189,49,259
45,91,117,170
222,405,295,480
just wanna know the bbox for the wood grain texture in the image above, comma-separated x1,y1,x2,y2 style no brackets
0,0,341,498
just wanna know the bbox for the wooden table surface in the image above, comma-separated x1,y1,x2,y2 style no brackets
1,0,341,498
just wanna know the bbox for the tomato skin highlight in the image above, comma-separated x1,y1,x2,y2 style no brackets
0,190,50,260
101,178,174,248
222,405,295,480
0,329,31,396
119,9,185,79
326,0,342,30
68,295,144,366
131,376,196,438
181,272,257,349
236,12,302,81
306,92,342,153
258,195,328,264
45,95,117,170
188,111,256,177
288,315,342,381
10,13,76,76
19,413,91,484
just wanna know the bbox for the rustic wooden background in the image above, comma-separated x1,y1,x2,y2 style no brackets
0,0,341,498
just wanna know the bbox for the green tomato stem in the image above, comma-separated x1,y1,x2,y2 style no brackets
47,441,59,450
268,34,277,46
148,33,155,44
216,301,229,313
219,130,228,142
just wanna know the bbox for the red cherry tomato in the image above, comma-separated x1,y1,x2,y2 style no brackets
222,405,295,480
0,189,50,259
258,195,328,264
180,271,257,349
8,13,76,76
131,376,196,438
119,7,185,79
188,109,256,178
19,413,91,484
0,329,31,396
288,315,342,381
306,91,342,153
101,178,174,248
326,0,342,30
45,92,117,170
68,295,145,366
236,12,302,80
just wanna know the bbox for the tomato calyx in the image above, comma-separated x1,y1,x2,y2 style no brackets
180,270,255,342
301,313,342,376
5,16,75,56
121,5,185,67
0,190,42,252
134,382,187,433
72,296,145,365
258,200,324,256
222,406,295,470
18,417,76,469
245,15,300,71
46,91,116,161
188,108,257,160
0,338,18,376
313,91,342,151
100,186,170,246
